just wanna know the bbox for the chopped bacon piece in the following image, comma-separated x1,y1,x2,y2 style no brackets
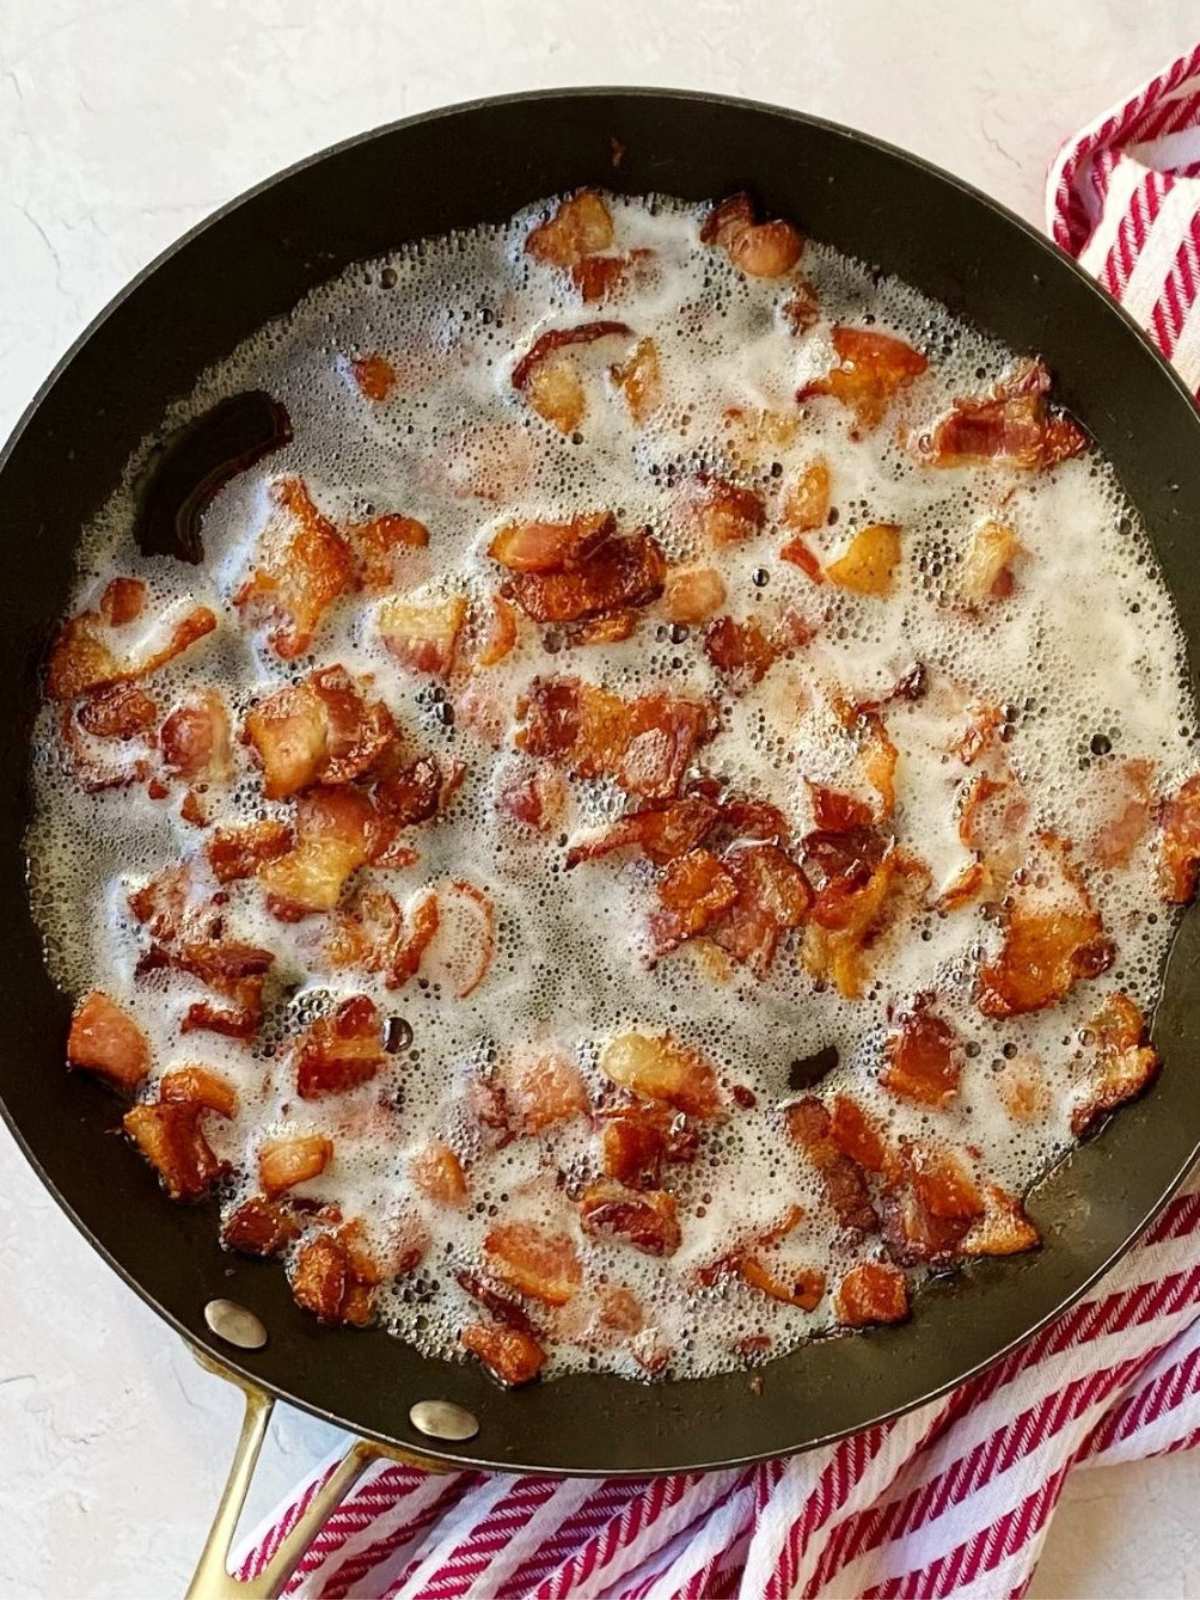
100,576,147,626
599,1104,697,1189
579,1181,682,1256
860,714,899,817
611,337,663,422
497,765,567,832
978,834,1113,1018
508,528,666,624
809,783,874,834
512,321,633,394
1072,992,1160,1136
650,848,738,952
1093,757,1155,870
67,991,150,1092
914,359,1087,471
786,1097,878,1235
505,1049,589,1133
294,995,384,1099
245,665,394,799
461,1322,546,1386
1159,773,1200,903
961,520,1025,603
688,478,766,548
47,603,217,702
259,1132,333,1198
829,1094,888,1172
570,609,638,645
159,1065,238,1119
784,459,831,532
259,787,380,919
161,689,232,783
525,353,585,432
783,279,822,332
799,327,927,433
704,615,777,685
127,866,195,943
234,477,355,658
348,511,429,593
954,702,1006,768
996,1054,1051,1123
325,885,440,990
881,1161,982,1269
906,1140,984,1219
222,1195,300,1257
350,353,397,401
835,1261,909,1327
292,1224,385,1327
712,843,812,975
173,939,273,1040
476,594,519,668
378,594,468,678
489,513,613,575
486,1220,582,1305
566,794,717,868
526,190,614,267
571,253,632,302
124,1099,226,1201
662,566,726,624
881,999,962,1108
206,820,293,884
739,1254,826,1311
801,851,915,999
420,880,495,998
826,523,901,596
600,1031,721,1118
722,407,799,466
76,683,158,740
457,1270,543,1338
409,1140,469,1207
961,1184,1040,1257
700,193,804,277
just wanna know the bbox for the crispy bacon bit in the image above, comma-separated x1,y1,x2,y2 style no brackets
409,1140,469,1207
477,594,520,668
525,190,614,267
124,1099,226,1201
206,820,293,884
461,1322,546,1386
799,327,928,433
954,702,1006,767
689,478,766,548
246,666,395,800
611,337,663,422
1072,992,1160,1136
829,1094,888,1172
961,1184,1040,1257
260,787,380,919
571,254,632,302
234,477,355,659
222,1195,300,1257
779,535,823,582
348,512,429,593
350,353,397,401
826,522,901,596
915,359,1087,471
786,1097,878,1235
294,995,384,1099
978,834,1113,1018
100,576,147,626
47,603,217,702
801,849,907,1000
419,880,495,998
571,609,638,645
76,683,158,740
835,1261,909,1326
712,843,813,975
66,991,150,1092
599,1104,697,1189
1093,758,1155,870
809,783,873,834
783,280,822,332
517,676,713,802
704,615,776,685
127,866,195,943
996,1054,1051,1123
378,594,468,677
486,1221,582,1305
600,1031,722,1118
493,765,564,835
512,321,633,395
172,939,273,1039
579,1181,682,1256
784,460,831,532
456,1270,543,1337
961,521,1025,603
701,193,804,278
882,998,962,1108
259,1132,333,1198
663,566,726,624
650,848,738,952
161,689,232,783
739,1254,826,1311
722,407,800,466
326,885,441,990
159,1065,238,1119
566,795,718,869
292,1224,385,1327
526,353,586,432
1159,773,1200,903
861,714,899,816
505,1049,589,1133
489,513,613,575
508,528,666,624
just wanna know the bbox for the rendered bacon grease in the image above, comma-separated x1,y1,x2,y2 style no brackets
30,189,1200,1385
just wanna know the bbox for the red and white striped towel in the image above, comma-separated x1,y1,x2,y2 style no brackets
232,53,1200,1599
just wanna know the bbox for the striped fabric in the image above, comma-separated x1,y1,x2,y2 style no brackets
234,53,1200,1598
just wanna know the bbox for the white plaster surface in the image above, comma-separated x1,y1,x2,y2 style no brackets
2,2,1200,1595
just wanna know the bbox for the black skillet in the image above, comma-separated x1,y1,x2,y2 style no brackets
2,88,1200,1482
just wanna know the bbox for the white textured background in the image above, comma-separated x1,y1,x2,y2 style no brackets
3,3,1200,1596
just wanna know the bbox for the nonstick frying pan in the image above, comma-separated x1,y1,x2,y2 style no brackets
3,87,1200,1525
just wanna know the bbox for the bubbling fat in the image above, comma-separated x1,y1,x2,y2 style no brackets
26,192,1197,1380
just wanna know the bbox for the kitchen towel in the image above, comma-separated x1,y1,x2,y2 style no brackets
232,45,1200,1599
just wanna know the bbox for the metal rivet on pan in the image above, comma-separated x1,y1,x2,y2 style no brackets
409,1400,480,1442
204,1298,268,1351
